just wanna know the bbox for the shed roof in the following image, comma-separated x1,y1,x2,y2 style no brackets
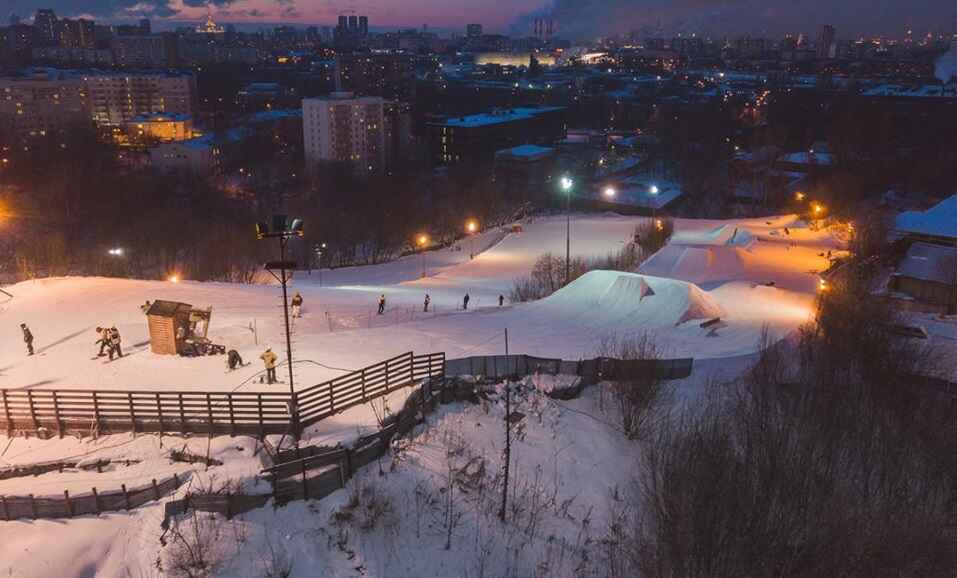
146,300,192,317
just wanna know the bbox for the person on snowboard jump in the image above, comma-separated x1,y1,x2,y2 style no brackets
291,292,303,318
260,347,278,384
20,323,34,356
227,349,245,371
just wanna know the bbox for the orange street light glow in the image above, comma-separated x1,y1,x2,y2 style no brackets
168,274,181,283
795,191,805,201
417,234,429,247
466,220,478,233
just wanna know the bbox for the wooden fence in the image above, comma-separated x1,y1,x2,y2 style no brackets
1,473,185,521
444,354,694,383
0,352,446,438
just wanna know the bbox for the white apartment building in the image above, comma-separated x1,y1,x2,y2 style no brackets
302,92,385,175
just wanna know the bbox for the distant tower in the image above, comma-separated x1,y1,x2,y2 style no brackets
139,18,151,35
338,15,348,30
33,8,57,46
359,16,368,36
818,24,836,59
348,15,358,31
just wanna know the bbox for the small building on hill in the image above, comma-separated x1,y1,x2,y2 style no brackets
146,300,192,355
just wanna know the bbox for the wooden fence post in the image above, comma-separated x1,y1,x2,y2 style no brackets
92,487,100,515
52,391,62,438
29,494,37,519
156,393,164,436
92,391,101,435
300,458,309,500
257,393,264,438
128,392,136,433
121,484,129,510
178,393,186,432
64,490,72,518
206,393,213,433
1,495,8,521
27,390,38,430
2,390,12,436
152,478,160,501
228,394,235,437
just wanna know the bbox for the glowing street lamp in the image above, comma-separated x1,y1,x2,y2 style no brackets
465,220,479,259
108,247,124,257
603,186,616,199
560,176,574,284
649,184,659,195
168,274,181,283
417,233,429,277
818,278,828,292
795,191,806,201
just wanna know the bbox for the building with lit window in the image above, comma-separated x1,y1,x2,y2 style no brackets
303,92,386,175
427,106,566,166
334,52,416,101
0,68,88,140
84,71,196,126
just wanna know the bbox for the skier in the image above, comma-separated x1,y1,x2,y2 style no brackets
260,347,278,384
423,294,431,312
95,326,111,357
377,294,386,315
291,292,303,318
108,326,123,360
499,294,505,307
226,349,245,371
463,293,470,310
20,323,34,356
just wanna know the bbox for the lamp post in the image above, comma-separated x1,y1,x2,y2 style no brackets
417,234,429,277
561,176,573,284
256,215,304,408
313,242,326,287
466,219,478,259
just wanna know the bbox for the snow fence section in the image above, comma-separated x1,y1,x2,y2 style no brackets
1,472,186,521
445,354,693,383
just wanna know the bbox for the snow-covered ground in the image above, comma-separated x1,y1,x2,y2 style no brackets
0,212,846,577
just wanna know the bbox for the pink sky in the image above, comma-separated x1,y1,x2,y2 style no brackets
168,0,545,32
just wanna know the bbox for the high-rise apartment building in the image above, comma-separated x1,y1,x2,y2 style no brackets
84,71,196,126
33,9,57,46
303,92,386,174
0,68,88,139
818,25,836,59
466,24,483,38
335,52,416,101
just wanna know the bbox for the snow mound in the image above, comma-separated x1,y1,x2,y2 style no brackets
639,244,748,285
670,224,755,248
538,270,724,327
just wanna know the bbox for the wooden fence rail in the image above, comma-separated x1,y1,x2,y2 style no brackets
0,352,446,439
0,473,185,521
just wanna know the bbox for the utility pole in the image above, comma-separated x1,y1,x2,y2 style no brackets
499,327,511,522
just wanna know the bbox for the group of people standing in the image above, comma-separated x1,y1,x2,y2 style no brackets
379,292,505,315
95,326,123,360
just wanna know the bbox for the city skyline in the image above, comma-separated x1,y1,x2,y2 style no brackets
6,0,955,39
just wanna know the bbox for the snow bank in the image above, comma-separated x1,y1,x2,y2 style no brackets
639,244,749,285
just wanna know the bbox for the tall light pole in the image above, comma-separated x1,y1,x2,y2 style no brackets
561,176,574,284
313,242,326,287
466,219,478,259
417,233,429,277
256,216,304,429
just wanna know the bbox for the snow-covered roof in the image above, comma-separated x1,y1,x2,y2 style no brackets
434,107,564,128
495,144,554,159
778,151,834,166
862,84,957,99
896,242,957,284
895,194,957,240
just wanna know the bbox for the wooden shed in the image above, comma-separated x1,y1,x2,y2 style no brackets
146,300,192,355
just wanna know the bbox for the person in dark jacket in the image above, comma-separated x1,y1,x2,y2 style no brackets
108,326,123,360
20,323,34,355
463,293,470,310
377,294,386,315
227,349,245,371
424,294,431,312
499,294,505,307
95,327,111,356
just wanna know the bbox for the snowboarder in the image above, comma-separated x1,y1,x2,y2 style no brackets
423,294,431,312
498,294,505,307
260,347,278,384
377,295,386,315
226,349,245,371
463,293,470,310
108,326,123,360
20,323,34,356
140,300,152,314
95,327,111,357
291,292,303,318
